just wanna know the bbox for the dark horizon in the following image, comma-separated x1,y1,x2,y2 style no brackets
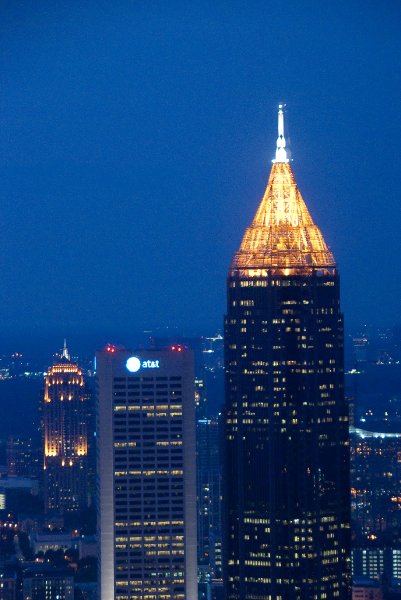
0,319,398,362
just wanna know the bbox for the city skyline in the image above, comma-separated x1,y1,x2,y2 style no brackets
0,4,401,600
0,2,400,339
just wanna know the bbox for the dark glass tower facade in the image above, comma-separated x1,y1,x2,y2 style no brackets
223,108,350,600
197,415,223,579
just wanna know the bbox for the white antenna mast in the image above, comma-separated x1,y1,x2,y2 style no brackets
62,339,70,361
273,104,289,163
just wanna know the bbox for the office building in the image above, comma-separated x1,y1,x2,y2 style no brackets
6,437,39,479
197,416,222,579
96,345,197,600
352,579,383,600
351,426,401,542
0,475,39,513
29,531,77,555
0,569,17,600
352,546,401,581
42,342,90,514
22,565,74,600
223,106,350,599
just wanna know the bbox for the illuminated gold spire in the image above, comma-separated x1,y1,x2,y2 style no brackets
231,106,335,276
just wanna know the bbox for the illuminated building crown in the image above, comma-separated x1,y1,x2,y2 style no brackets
231,105,335,276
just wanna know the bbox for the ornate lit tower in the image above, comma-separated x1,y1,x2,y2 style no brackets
43,341,89,514
223,107,350,600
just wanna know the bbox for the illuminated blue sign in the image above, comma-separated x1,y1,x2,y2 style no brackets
126,356,160,373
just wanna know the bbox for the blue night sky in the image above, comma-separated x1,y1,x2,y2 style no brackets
0,1,400,343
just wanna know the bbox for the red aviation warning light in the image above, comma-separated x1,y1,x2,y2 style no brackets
170,345,185,353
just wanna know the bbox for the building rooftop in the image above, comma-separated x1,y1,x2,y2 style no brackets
231,106,335,277
350,426,401,439
353,577,381,588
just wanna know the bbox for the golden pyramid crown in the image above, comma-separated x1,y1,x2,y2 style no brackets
231,107,335,277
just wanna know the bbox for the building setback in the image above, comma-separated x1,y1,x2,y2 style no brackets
96,345,197,600
223,107,350,599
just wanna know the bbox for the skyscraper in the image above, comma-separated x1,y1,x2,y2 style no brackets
96,345,197,600
42,342,90,514
197,415,223,579
223,107,350,599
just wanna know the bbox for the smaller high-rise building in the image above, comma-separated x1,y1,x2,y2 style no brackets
22,565,74,600
352,546,401,581
351,426,401,542
196,416,223,579
42,342,90,514
96,345,197,600
352,580,383,600
7,437,39,479
0,568,18,600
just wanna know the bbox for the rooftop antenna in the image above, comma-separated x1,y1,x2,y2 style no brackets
273,104,289,163
62,339,70,361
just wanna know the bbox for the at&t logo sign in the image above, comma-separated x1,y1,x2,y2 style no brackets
126,356,160,373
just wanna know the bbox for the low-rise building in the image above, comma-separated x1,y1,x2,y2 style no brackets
352,578,383,600
30,532,77,555
22,564,74,600
0,569,17,600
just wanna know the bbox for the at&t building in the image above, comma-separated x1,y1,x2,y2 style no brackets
96,344,197,600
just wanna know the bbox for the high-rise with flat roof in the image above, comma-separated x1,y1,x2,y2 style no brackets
96,345,197,600
223,107,350,599
7,436,39,479
351,426,401,542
